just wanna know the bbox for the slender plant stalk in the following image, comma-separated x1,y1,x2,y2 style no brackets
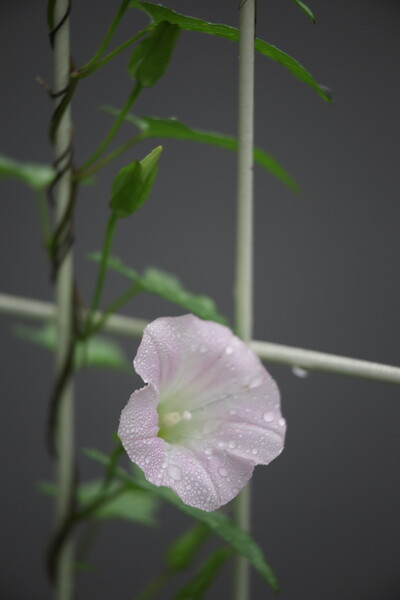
80,82,142,172
233,1,256,599
84,212,118,335
2,292,400,384
76,135,140,181
74,29,151,80
52,1,75,598
78,0,131,73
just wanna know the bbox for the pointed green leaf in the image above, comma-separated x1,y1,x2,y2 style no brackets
291,0,316,24
0,155,55,190
175,547,232,600
103,110,299,191
167,524,210,571
14,322,130,371
38,479,159,526
85,449,280,592
130,1,329,101
87,254,228,325
110,146,162,218
128,20,180,86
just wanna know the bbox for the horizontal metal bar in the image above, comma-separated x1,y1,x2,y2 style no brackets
1,292,399,385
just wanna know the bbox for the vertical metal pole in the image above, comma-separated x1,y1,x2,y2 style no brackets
233,1,256,599
52,1,75,598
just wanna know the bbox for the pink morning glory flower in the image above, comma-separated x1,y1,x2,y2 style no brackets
118,314,286,512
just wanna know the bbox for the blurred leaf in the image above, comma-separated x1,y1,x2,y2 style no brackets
87,253,228,325
79,480,159,525
38,479,158,526
130,1,329,101
85,448,280,592
128,20,180,87
14,322,130,372
174,547,232,600
110,146,162,218
103,110,299,191
0,155,55,190
291,0,316,23
167,524,210,571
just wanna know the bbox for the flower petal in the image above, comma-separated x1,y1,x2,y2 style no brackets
134,314,276,412
118,384,167,483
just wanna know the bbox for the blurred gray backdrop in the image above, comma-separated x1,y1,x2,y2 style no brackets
1,0,399,598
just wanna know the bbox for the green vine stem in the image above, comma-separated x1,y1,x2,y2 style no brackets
233,1,256,599
76,136,140,181
84,212,118,335
73,29,151,81
79,82,142,173
50,0,76,598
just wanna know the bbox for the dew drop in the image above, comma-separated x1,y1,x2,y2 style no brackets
263,411,275,423
228,440,237,449
278,417,286,427
182,410,192,420
225,346,234,355
249,375,263,389
205,447,213,455
219,467,229,477
167,463,182,481
292,366,309,378
251,448,258,455
144,456,150,464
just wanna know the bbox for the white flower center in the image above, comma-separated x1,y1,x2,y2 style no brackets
158,408,193,442
160,409,192,428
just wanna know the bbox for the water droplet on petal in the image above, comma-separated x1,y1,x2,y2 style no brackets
228,440,237,449
182,410,192,420
278,418,286,427
225,346,234,355
219,467,229,477
167,463,182,481
249,375,263,389
205,447,213,455
251,448,258,455
263,411,275,423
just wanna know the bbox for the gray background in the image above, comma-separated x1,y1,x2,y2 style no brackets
1,0,399,598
